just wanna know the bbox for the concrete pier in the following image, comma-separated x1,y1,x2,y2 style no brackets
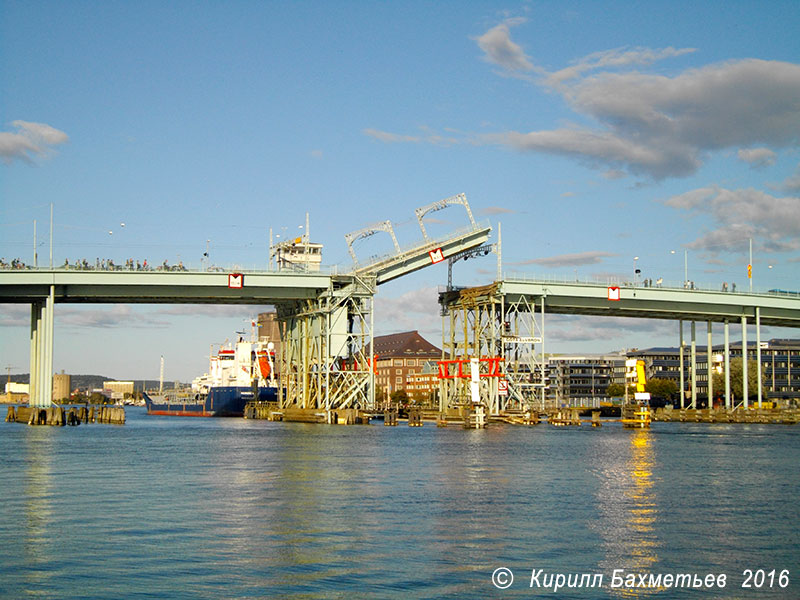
5,405,125,425
652,406,800,424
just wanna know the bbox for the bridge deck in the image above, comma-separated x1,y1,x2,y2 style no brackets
499,279,800,328
0,269,334,304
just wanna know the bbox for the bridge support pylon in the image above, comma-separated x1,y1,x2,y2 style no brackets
28,286,55,408
276,275,376,413
438,282,546,415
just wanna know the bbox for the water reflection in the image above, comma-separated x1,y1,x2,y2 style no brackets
595,429,660,597
23,428,55,591
197,422,390,595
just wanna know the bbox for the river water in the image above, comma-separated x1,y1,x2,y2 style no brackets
0,407,798,599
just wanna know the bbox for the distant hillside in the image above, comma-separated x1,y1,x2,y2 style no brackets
6,374,183,391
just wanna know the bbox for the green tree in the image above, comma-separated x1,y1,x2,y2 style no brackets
390,389,409,407
88,392,107,404
711,358,767,403
646,378,678,401
375,387,388,404
606,383,625,398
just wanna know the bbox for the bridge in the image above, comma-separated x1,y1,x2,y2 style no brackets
0,194,491,413
438,276,800,415
4,191,800,418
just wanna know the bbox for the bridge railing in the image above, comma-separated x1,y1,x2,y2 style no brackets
0,261,341,276
345,219,492,273
501,271,796,297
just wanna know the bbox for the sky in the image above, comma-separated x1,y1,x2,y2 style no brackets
2,0,800,382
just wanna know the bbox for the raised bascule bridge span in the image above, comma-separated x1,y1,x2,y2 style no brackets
0,193,491,413
437,277,800,415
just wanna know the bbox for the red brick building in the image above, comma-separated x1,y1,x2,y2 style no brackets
372,331,441,401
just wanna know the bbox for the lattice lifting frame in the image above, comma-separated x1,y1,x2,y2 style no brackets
439,284,547,414
501,291,547,411
275,274,376,412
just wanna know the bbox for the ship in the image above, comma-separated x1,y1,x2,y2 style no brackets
144,332,277,417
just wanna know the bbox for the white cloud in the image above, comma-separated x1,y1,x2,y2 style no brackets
481,206,515,215
363,128,421,143
515,251,617,267
0,120,69,164
363,127,460,146
514,58,800,179
369,18,800,182
156,305,265,318
783,164,800,192
737,147,777,168
663,186,800,252
0,304,31,327
546,314,674,347
375,286,441,341
474,18,536,74
57,305,170,329
546,46,696,85
484,126,696,178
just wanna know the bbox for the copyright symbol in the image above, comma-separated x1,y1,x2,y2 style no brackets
492,567,514,589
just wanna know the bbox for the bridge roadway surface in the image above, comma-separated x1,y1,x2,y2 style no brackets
0,223,494,304
497,277,800,327
2,268,798,325
0,269,335,304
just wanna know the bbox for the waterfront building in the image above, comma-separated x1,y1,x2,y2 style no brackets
629,338,800,406
103,380,134,401
1,381,29,404
404,360,440,406
372,331,441,400
545,353,627,406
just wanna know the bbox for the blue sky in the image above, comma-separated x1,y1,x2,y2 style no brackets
2,0,799,381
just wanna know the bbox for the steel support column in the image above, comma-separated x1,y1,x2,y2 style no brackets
756,307,762,408
724,320,731,409
691,321,697,409
679,320,685,409
29,302,42,406
742,316,748,409
707,322,713,407
29,287,54,408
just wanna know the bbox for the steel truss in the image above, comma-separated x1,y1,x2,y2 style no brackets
439,285,546,414
276,274,376,412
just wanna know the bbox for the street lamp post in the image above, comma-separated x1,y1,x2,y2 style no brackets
671,249,688,287
202,239,210,271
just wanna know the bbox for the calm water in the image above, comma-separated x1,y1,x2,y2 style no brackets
0,408,798,599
